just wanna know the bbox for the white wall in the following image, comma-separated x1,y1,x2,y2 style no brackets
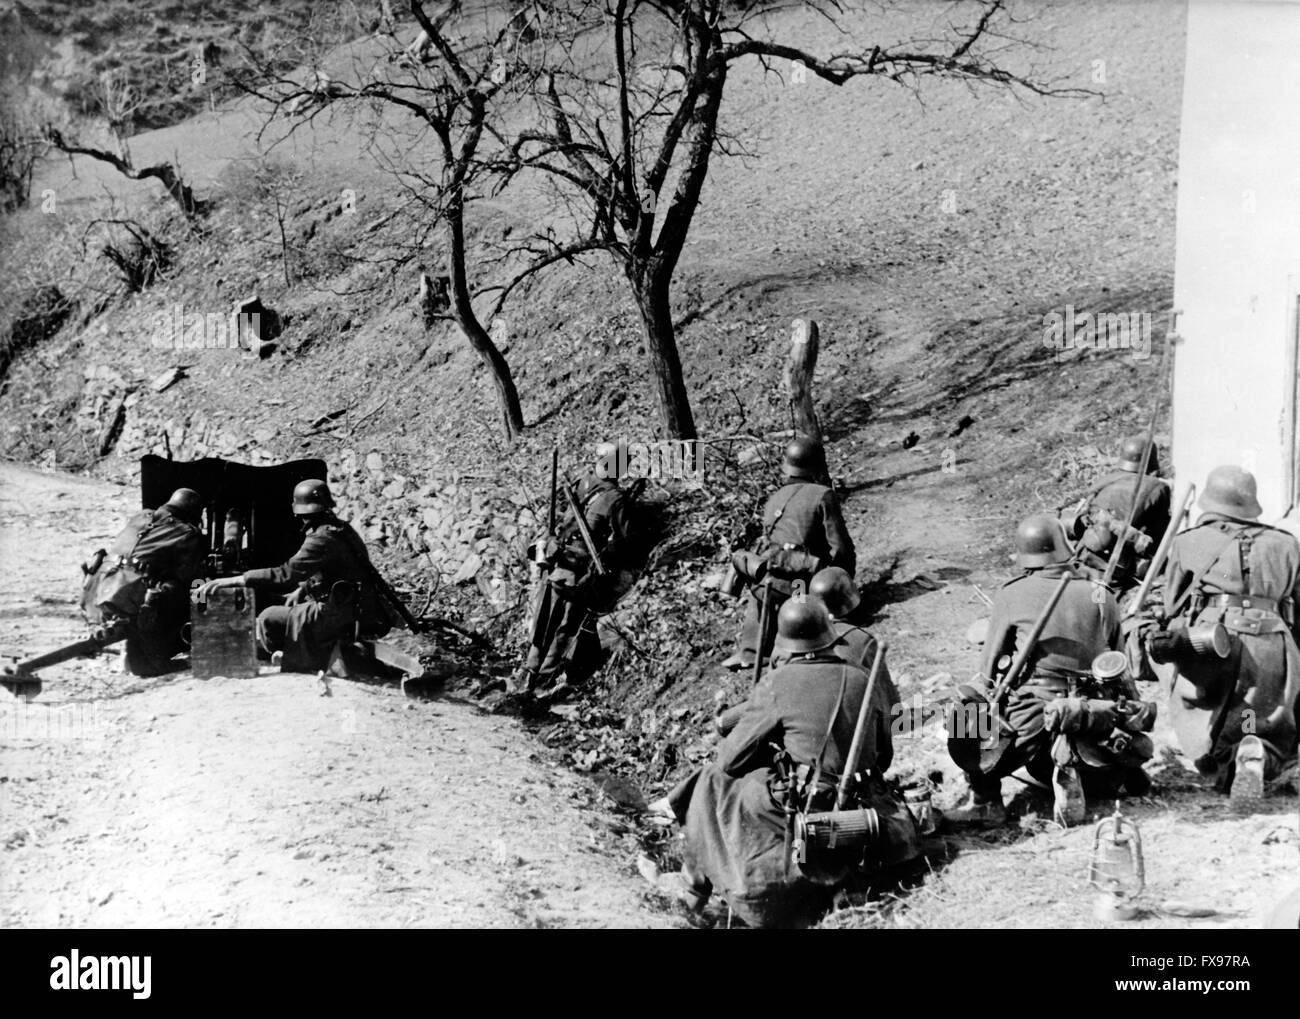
1173,0,1300,523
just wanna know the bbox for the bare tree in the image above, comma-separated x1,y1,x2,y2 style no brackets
491,0,1092,439
43,69,205,221
230,0,545,441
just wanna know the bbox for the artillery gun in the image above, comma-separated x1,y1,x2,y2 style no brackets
2,455,328,698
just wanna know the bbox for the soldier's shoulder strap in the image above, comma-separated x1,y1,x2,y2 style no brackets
763,483,806,536
1000,571,1030,589
1168,522,1250,617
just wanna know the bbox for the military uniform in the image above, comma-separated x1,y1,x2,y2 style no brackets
83,505,205,677
668,655,917,928
242,513,387,672
519,473,637,693
1161,513,1300,787
718,622,898,759
730,481,856,669
1069,471,1171,592
949,566,1146,798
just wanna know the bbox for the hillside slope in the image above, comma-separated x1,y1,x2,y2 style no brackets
4,1,1294,929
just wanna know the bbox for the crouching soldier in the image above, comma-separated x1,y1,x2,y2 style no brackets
512,443,645,701
1062,436,1171,594
722,436,856,672
82,488,206,677
948,515,1156,828
1152,466,1300,808
199,480,388,671
651,599,919,927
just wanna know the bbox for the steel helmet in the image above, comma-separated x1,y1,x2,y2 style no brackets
808,566,861,617
782,435,823,480
772,597,840,656
292,478,335,516
164,487,203,526
1198,465,1262,520
1118,436,1159,474
1015,513,1070,569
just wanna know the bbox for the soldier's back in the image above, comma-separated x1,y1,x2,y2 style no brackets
1174,519,1300,600
995,572,1115,674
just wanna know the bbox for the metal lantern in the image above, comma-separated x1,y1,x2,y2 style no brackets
1088,801,1145,921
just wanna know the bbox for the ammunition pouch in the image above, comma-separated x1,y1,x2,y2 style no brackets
730,550,767,585
764,544,821,580
1212,595,1292,636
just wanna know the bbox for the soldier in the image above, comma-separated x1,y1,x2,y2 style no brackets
198,479,389,672
1063,436,1171,593
82,488,206,677
807,566,899,709
948,515,1155,827
648,599,918,927
722,435,855,672
1154,465,1300,808
510,442,642,702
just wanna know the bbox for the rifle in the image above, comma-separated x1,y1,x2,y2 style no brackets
1101,333,1173,589
1123,483,1196,621
562,479,608,576
524,449,562,662
752,577,773,686
836,640,887,809
547,446,559,540
363,560,492,650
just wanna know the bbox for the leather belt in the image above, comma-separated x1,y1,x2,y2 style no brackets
1213,593,1282,615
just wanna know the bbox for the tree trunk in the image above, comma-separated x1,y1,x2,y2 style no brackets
632,262,697,441
784,317,829,483
445,208,525,441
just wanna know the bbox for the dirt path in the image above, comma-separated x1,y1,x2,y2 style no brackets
0,464,672,928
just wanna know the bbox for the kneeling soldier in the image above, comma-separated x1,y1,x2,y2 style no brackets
948,515,1156,827
722,436,856,672
1154,465,1300,808
82,488,206,677
199,480,388,671
653,598,918,927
